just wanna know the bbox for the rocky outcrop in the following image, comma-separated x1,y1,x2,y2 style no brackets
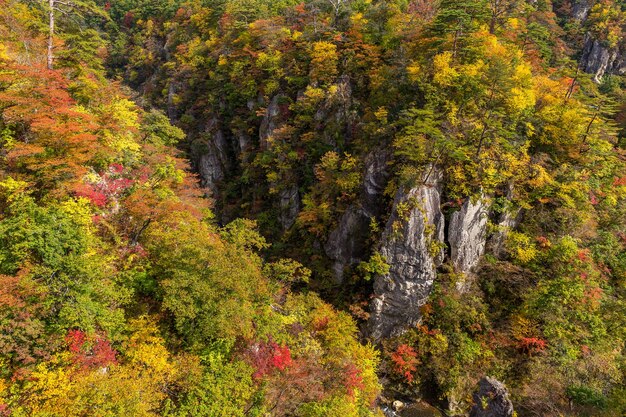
259,94,284,150
362,150,389,208
196,118,230,197
324,151,389,283
560,1,626,82
580,35,626,82
279,185,300,230
489,185,521,259
325,207,372,281
449,196,489,275
233,128,252,155
469,377,514,417
314,75,352,123
314,75,355,147
571,0,593,21
369,168,444,341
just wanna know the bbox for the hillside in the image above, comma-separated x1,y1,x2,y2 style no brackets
1,0,626,416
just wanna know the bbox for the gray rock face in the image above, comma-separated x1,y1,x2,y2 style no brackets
325,207,371,281
369,168,444,341
314,75,354,138
489,210,519,259
234,129,252,155
580,35,626,82
489,185,521,259
324,151,389,283
449,196,489,275
362,150,389,208
259,95,284,150
469,377,514,417
571,0,593,21
197,118,230,196
569,0,626,83
279,185,300,230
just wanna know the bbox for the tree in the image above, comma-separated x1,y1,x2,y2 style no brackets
430,0,490,57
487,0,522,34
37,0,108,69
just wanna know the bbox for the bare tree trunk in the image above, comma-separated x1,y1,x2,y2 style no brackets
47,0,54,69
581,110,599,146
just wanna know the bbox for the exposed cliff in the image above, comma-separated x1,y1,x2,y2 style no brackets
324,151,390,282
194,118,230,197
449,196,490,290
580,35,626,82
369,167,445,341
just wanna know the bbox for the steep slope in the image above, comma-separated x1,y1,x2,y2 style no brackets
3,0,626,416
0,3,381,415
102,1,626,415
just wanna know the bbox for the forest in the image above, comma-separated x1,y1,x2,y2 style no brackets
0,0,625,416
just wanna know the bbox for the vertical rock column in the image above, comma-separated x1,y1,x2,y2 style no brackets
449,197,489,271
197,118,230,198
469,377,515,417
448,196,490,291
369,168,445,341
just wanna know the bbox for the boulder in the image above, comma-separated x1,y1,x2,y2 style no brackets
469,377,514,417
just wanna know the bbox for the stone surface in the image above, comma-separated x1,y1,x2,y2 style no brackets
571,0,593,21
259,94,284,150
580,33,626,82
567,1,626,83
449,196,489,275
279,185,300,230
469,377,514,417
234,128,252,155
325,206,372,281
362,149,389,207
369,167,444,341
392,400,405,411
489,185,521,259
196,118,230,197
324,151,389,283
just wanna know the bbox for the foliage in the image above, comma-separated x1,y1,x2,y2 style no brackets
2,0,626,415
0,4,383,414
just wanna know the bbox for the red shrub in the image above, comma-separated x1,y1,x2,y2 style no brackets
390,344,419,383
270,343,292,371
123,11,134,27
518,337,547,355
74,165,134,208
536,236,551,248
66,329,117,369
613,176,626,186
66,329,87,354
75,184,107,207
344,363,364,397
312,316,330,332
247,340,293,379
577,249,591,262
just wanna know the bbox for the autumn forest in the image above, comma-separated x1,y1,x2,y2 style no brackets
0,0,625,416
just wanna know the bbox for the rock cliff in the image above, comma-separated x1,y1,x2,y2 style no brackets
324,151,390,282
369,167,445,340
196,118,230,197
449,196,489,276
